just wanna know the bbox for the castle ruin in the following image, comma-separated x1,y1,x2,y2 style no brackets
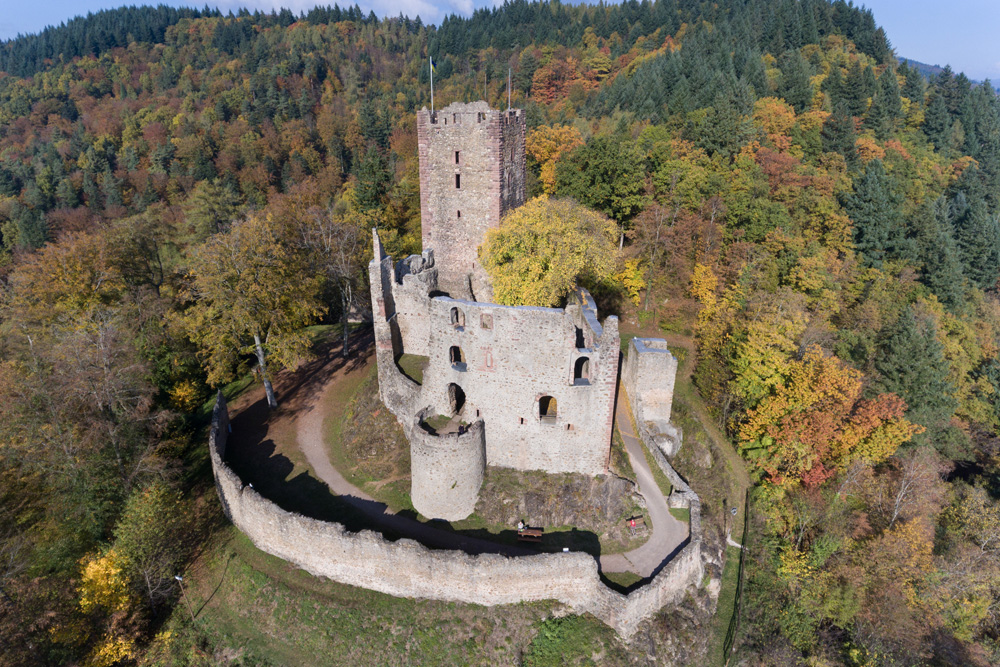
208,101,708,638
371,101,620,521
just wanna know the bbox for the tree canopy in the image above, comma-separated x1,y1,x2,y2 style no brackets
479,196,619,307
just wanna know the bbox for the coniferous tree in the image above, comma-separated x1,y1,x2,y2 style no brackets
900,61,925,105
923,92,952,151
872,306,957,448
867,66,902,139
777,50,813,112
840,159,908,267
950,192,1000,290
910,197,965,307
842,60,868,117
355,145,391,212
821,102,857,165
823,65,843,106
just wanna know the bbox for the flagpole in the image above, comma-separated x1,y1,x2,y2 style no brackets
430,56,434,113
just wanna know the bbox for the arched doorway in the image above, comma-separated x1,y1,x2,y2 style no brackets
448,383,466,415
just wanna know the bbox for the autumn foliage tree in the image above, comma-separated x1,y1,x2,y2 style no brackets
739,345,920,487
526,124,584,195
182,214,324,408
479,196,618,307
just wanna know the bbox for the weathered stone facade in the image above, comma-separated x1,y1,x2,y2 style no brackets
622,337,682,456
370,229,621,520
206,98,715,639
409,409,486,522
417,101,526,299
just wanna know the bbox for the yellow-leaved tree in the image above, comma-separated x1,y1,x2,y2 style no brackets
526,125,584,194
183,213,325,408
478,196,618,307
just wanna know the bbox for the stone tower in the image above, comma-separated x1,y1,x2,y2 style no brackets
417,100,526,299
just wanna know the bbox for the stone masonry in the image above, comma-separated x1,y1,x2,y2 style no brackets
623,337,683,457
409,408,486,522
375,101,618,522
211,100,710,641
417,101,526,299
370,230,621,520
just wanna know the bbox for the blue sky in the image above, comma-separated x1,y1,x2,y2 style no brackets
0,1,997,81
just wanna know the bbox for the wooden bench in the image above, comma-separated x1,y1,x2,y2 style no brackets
517,527,544,543
625,516,646,533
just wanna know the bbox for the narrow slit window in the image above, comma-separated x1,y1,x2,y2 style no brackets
455,173,461,189
456,210,461,218
455,151,460,164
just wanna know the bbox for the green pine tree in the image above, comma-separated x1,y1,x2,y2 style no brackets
910,197,965,307
822,102,857,165
840,159,909,267
872,306,957,450
355,145,391,212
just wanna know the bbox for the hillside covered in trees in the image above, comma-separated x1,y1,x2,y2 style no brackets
1,1,1000,665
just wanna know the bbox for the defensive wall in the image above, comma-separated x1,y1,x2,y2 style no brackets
417,101,526,299
209,391,707,638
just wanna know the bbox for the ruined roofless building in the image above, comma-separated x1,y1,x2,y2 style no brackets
369,101,620,521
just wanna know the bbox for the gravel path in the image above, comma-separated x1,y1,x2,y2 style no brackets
293,343,684,574
598,390,689,576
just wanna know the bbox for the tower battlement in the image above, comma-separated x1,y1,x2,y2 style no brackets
417,101,526,299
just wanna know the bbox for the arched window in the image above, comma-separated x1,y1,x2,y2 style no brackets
449,346,466,369
573,357,590,384
539,396,557,423
450,307,465,328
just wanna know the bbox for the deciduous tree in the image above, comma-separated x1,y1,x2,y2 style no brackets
479,196,618,307
183,213,324,408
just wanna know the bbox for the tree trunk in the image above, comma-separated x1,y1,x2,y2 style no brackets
341,286,350,358
253,334,278,409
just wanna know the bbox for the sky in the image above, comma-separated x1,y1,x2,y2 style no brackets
0,0,997,81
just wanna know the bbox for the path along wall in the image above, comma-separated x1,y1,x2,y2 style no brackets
209,393,707,637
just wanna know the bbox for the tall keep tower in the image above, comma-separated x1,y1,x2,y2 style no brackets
417,100,526,298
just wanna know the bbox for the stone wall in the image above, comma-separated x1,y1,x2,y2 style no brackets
623,337,682,457
370,239,619,478
409,408,486,521
209,393,707,638
417,101,525,298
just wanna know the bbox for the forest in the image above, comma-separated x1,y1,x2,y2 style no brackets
0,0,999,665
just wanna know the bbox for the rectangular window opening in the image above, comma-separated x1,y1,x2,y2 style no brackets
455,151,460,164
455,173,461,189
519,417,524,425
457,210,461,219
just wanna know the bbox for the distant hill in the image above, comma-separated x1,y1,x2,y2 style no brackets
899,56,983,85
